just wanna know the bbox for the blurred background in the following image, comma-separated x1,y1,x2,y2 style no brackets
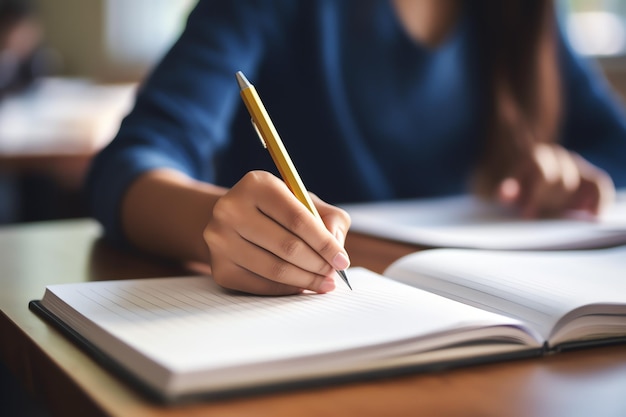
0,0,195,225
564,0,626,91
0,0,625,226
35,0,196,83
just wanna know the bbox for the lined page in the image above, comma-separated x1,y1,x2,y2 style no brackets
385,246,626,340
42,269,528,376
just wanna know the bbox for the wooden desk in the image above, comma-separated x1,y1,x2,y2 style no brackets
1,220,626,417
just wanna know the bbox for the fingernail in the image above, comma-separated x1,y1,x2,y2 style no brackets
332,252,350,270
318,278,336,293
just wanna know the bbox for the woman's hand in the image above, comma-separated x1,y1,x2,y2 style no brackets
496,143,615,218
204,171,351,295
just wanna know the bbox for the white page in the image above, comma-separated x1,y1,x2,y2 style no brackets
42,269,536,394
341,191,626,250
384,246,626,341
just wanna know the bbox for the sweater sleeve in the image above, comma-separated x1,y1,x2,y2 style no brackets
557,27,626,188
85,0,296,246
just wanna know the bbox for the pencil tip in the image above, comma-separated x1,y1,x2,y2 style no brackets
337,270,352,290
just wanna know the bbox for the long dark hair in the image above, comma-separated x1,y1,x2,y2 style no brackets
470,0,561,195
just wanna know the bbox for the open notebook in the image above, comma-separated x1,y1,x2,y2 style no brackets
30,245,626,403
340,191,626,250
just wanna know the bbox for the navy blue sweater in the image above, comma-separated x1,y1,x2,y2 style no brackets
87,0,626,245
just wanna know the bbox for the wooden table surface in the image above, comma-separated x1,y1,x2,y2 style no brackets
1,219,626,417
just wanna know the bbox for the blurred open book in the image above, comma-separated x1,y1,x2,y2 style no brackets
0,77,136,156
341,190,626,250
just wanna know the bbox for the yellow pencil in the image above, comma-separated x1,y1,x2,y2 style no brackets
236,71,351,290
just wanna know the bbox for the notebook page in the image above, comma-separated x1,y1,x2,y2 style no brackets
385,246,626,341
43,269,530,376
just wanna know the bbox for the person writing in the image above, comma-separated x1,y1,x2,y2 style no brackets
87,0,626,296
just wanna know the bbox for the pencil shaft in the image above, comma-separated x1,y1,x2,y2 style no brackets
236,71,351,290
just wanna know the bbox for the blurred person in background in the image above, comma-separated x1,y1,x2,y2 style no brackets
0,0,49,96
0,0,62,225
0,0,43,224
87,1,626,296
